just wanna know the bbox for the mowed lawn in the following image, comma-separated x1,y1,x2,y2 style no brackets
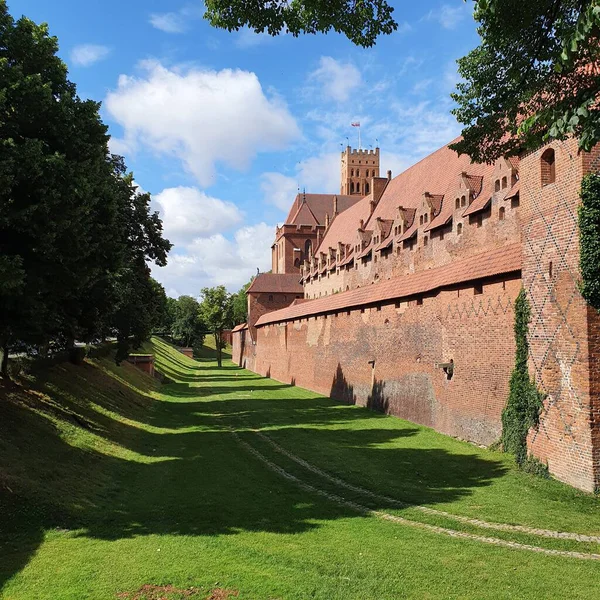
1,338,600,599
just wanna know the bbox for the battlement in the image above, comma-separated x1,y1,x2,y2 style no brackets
342,146,379,157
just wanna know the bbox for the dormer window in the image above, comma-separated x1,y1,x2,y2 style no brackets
424,213,428,223
502,176,507,189
461,195,466,207
455,198,460,209
495,180,501,192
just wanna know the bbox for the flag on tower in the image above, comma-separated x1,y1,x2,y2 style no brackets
351,122,360,127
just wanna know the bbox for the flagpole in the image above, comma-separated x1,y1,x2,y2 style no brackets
358,125,361,150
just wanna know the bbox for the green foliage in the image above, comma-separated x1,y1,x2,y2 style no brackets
231,277,253,325
170,295,205,348
579,173,600,309
203,0,398,47
199,285,233,367
501,289,545,466
0,2,171,374
451,0,600,163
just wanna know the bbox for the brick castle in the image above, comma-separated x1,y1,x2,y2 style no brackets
232,138,600,493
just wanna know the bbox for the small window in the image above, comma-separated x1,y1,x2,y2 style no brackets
351,169,354,176
474,283,483,295
541,148,556,186
420,215,423,225
502,176,507,189
357,169,360,176
423,236,428,247
499,206,505,221
455,198,460,209
495,180,501,192
351,182,355,193
424,213,428,223
461,195,466,207
416,298,423,306
268,295,273,301
365,182,370,194
457,223,463,235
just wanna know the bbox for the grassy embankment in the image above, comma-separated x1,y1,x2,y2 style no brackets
1,337,600,599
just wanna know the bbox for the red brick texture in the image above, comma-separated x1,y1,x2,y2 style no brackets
231,138,600,492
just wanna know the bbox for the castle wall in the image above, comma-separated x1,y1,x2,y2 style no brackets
249,275,520,445
520,139,600,491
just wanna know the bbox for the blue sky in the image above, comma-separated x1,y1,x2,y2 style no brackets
10,0,480,296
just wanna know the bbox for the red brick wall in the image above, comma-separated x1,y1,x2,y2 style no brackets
520,139,600,491
250,276,520,446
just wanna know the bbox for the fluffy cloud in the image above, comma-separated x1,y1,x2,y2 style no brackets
70,44,110,67
425,4,470,30
152,222,274,295
105,60,300,186
261,172,299,212
309,57,362,103
149,4,204,33
153,186,243,246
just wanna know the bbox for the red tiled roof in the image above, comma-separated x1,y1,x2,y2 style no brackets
505,180,520,200
284,193,361,226
232,323,248,332
246,273,303,294
255,243,521,326
316,195,374,252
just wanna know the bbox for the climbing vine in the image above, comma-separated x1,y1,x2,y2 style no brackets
579,173,600,310
501,289,545,468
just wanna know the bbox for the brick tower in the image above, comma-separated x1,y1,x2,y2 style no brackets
340,146,380,196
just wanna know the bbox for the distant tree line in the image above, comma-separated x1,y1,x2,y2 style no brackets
0,3,171,376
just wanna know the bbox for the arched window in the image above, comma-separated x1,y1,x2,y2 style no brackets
351,182,355,193
541,148,556,185
365,182,370,194
499,206,506,221
455,198,460,209
356,169,360,176
457,223,463,235
501,176,507,189
461,195,466,207
305,241,312,260
424,213,428,223
423,236,428,247
495,180,501,192
351,169,354,176
420,215,423,225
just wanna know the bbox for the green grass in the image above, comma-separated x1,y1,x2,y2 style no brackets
1,337,600,599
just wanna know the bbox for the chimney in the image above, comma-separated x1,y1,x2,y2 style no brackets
387,170,392,181
370,200,376,215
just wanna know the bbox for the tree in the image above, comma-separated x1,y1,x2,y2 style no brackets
171,296,205,348
451,0,600,163
231,277,253,325
203,0,398,48
199,286,232,368
0,2,171,375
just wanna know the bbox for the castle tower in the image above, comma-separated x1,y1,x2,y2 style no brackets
341,146,380,196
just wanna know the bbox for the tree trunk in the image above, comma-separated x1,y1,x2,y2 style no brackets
215,331,222,368
1,344,8,379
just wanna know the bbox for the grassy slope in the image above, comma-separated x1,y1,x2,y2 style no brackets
0,338,599,599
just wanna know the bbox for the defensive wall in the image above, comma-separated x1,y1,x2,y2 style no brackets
233,138,600,492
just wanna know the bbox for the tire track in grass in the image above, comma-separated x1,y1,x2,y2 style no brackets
232,432,600,561
254,430,600,545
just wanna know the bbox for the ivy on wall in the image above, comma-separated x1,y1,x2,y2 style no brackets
579,173,600,310
501,289,545,468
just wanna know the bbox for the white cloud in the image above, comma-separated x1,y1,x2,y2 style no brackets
149,4,204,33
154,186,243,246
152,222,274,295
70,44,110,67
235,27,272,48
105,60,300,186
309,57,362,103
261,173,299,211
149,12,187,33
425,4,470,30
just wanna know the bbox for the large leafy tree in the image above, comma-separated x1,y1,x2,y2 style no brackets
170,295,205,348
204,0,398,47
199,286,233,368
0,2,171,374
451,0,600,163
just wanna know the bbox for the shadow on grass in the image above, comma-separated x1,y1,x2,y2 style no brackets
0,343,507,594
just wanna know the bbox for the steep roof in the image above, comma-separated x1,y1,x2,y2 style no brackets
284,193,361,226
316,138,497,254
246,273,303,295
256,243,521,326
